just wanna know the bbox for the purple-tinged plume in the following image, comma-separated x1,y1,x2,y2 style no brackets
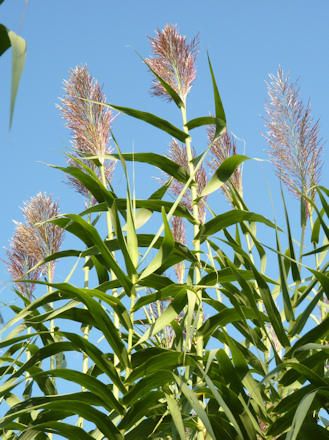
59,66,116,200
208,127,243,204
6,223,43,299
22,193,63,257
264,67,322,215
146,25,198,102
21,193,64,280
59,65,112,162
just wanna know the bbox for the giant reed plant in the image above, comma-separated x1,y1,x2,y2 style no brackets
0,25,328,440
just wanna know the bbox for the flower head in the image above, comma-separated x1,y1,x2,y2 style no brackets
6,222,43,299
264,67,322,214
22,192,64,259
208,127,243,204
59,66,116,199
6,193,64,295
146,25,198,102
58,65,112,163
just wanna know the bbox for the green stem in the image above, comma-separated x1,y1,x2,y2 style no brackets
77,263,90,429
47,264,54,440
181,105,205,440
100,164,120,400
48,264,55,372
126,283,136,377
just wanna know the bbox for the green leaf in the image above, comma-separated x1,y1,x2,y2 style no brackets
199,267,277,286
123,371,173,406
208,54,226,136
185,115,225,131
166,394,186,440
7,30,26,127
128,349,194,383
144,59,184,108
286,391,318,440
108,153,189,182
62,332,125,393
174,375,216,439
202,155,249,197
133,284,187,311
201,370,245,439
126,196,139,268
250,262,290,348
33,369,124,414
19,422,95,440
41,283,129,367
1,399,123,439
111,200,136,277
197,210,279,242
281,188,301,282
290,289,324,336
289,316,329,354
302,244,329,257
308,269,329,302
82,199,196,224
52,214,133,293
199,306,268,338
108,104,189,142
0,24,10,55
140,207,175,279
54,165,115,205
275,230,294,322
135,288,187,345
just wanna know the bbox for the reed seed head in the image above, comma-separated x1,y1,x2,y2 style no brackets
6,222,43,299
146,24,198,102
264,67,322,215
22,192,64,259
59,65,112,163
208,127,243,204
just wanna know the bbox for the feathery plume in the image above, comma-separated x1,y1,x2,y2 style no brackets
6,223,43,299
208,127,243,203
58,65,112,162
146,24,198,102
168,139,207,222
59,66,116,199
22,193,64,280
264,67,322,215
22,193,63,257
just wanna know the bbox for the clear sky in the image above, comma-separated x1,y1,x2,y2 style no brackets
0,0,328,305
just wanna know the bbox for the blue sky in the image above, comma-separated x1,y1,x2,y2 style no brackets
0,0,328,303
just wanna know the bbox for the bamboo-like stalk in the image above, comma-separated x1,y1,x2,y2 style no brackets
100,164,121,400
126,283,136,377
180,105,205,440
47,264,54,440
77,262,90,429
48,264,55,372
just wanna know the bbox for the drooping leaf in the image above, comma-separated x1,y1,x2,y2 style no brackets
108,104,189,142
108,153,189,182
201,155,249,197
197,210,279,242
7,30,26,127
